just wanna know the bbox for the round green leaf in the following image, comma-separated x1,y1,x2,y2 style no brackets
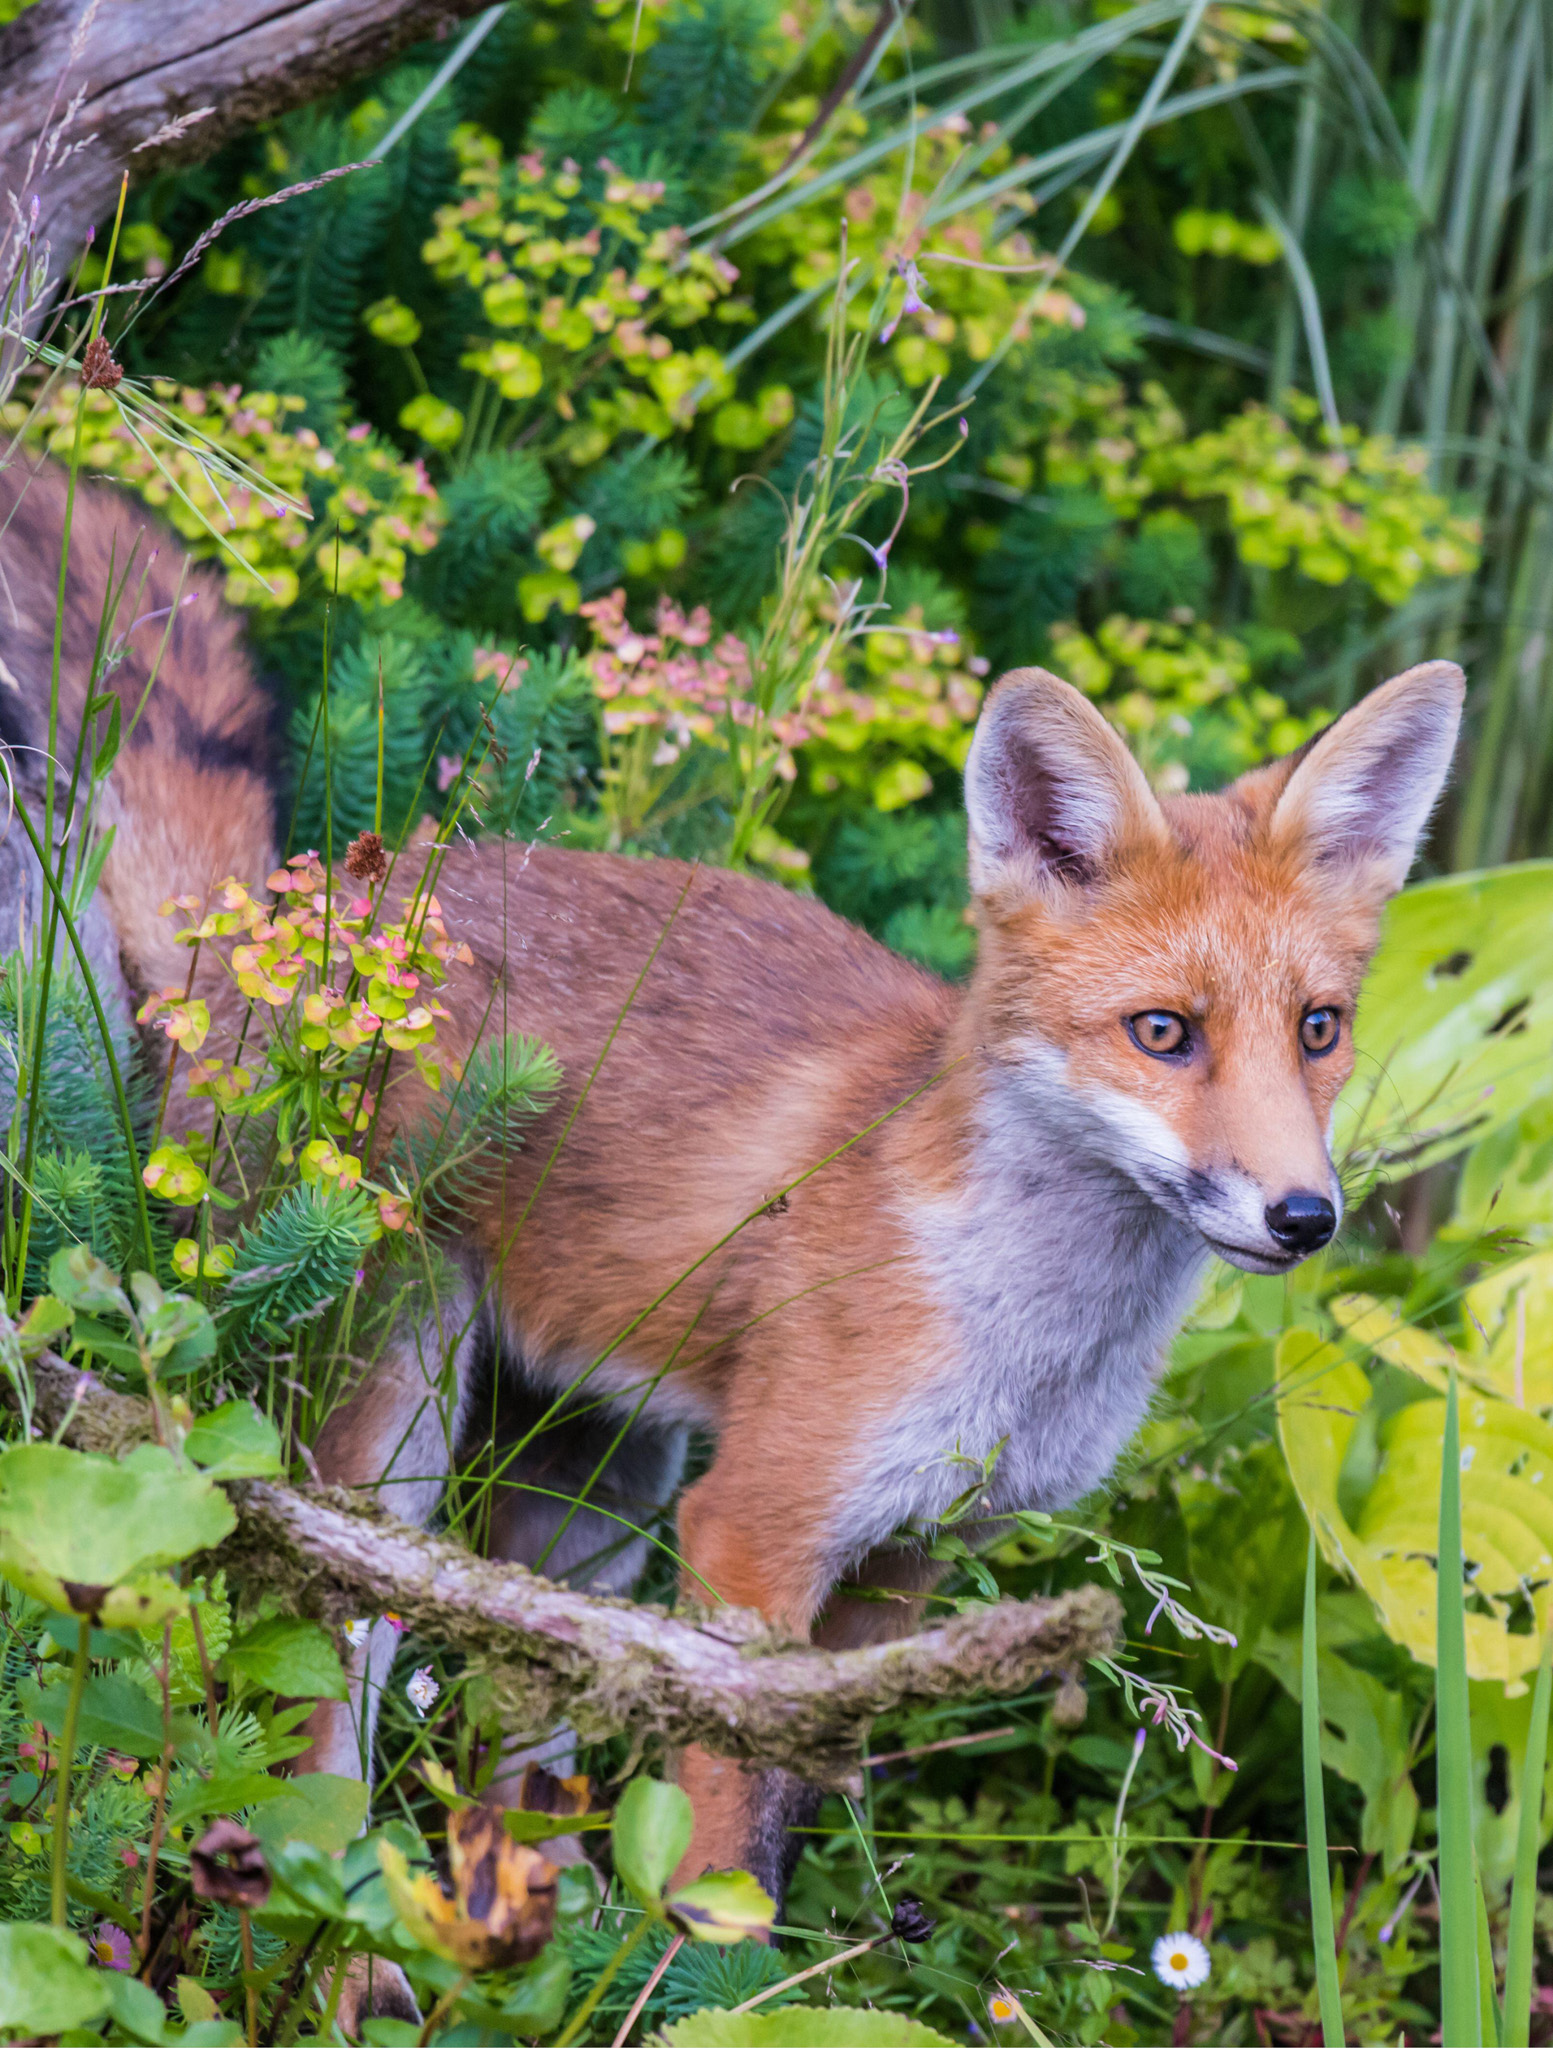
220,1616,347,1699
0,1921,111,2032
0,1441,236,1621
612,1776,694,1905
185,1399,283,1479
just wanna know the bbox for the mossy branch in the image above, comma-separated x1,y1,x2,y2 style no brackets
22,1355,1120,1786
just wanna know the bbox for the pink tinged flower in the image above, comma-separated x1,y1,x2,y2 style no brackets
437,754,464,791
347,423,371,441
93,1923,134,1971
406,1665,439,1717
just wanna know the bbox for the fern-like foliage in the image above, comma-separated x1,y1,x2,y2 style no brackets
812,808,971,977
289,633,433,851
251,331,348,439
391,1031,561,1227
222,1183,379,1342
974,489,1117,671
0,960,149,1288
415,450,549,627
640,0,779,208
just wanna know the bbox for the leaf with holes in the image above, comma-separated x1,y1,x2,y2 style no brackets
1277,1328,1553,1685
1337,861,1553,1180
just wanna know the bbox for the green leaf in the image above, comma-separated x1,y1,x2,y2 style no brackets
17,1294,73,1353
220,1616,347,1699
0,1441,235,1623
668,1869,776,1943
1338,862,1553,1180
185,1399,284,1479
1438,1371,1482,2048
1253,1592,1420,1871
1302,1535,1345,2048
1276,1330,1553,1687
653,2010,961,2046
19,1670,178,1761
498,1946,573,2034
0,1921,111,2033
612,1776,694,1906
1504,1631,1552,2047
48,1244,130,1315
104,1968,167,2042
167,1769,294,1831
266,1837,349,1919
249,1771,368,1853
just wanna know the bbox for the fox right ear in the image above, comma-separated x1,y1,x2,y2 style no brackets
964,667,1167,901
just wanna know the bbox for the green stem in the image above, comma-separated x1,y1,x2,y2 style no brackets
1438,1367,1483,2047
1303,1532,1344,2048
1502,1625,1552,2046
50,1627,91,1927
555,1912,655,2048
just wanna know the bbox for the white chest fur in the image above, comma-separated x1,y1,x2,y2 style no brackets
826,1073,1207,1580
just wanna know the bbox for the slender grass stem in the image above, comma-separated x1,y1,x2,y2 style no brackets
1438,1367,1482,2047
1502,1623,1552,2047
1302,1532,1344,2047
50,1626,90,1926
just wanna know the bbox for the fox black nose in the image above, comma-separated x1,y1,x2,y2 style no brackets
1265,1192,1336,1254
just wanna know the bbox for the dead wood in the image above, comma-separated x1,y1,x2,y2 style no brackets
0,0,496,265
23,1354,1120,1786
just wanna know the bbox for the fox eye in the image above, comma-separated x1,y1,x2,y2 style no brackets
1127,1011,1190,1060
1301,1007,1341,1057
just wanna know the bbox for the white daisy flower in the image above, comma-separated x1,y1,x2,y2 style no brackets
406,1665,440,1718
342,1619,370,1652
1152,1931,1211,1990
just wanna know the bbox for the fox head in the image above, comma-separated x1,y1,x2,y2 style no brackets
963,660,1465,1272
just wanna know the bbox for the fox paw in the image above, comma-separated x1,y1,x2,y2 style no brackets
331,1953,420,2037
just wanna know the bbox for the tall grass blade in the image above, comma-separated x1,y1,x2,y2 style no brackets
1476,1857,1502,2047
1439,1366,1483,2047
1303,1530,1345,2047
1502,1623,1553,2047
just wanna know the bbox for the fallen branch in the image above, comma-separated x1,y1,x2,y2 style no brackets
0,0,500,263
23,1356,1120,1785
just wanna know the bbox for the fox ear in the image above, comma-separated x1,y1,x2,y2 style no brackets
1271,660,1465,892
965,667,1167,899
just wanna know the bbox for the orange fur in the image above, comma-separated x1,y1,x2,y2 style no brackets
4,472,1464,1914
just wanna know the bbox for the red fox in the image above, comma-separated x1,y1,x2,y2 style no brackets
1,464,1463,1945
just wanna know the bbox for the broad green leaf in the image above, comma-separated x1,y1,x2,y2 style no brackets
17,1294,72,1353
497,1946,572,2034
0,1441,235,1623
654,2009,961,2046
612,1776,694,1906
250,1771,369,1853
220,1615,347,1699
1255,1593,1420,1872
0,1921,111,2032
1338,862,1553,1180
105,1968,168,2042
266,1837,349,1918
668,1868,776,1942
1277,1329,1553,1684
185,1398,284,1479
167,1768,294,1831
48,1243,130,1315
19,1669,179,1760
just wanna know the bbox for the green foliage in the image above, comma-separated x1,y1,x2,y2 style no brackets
223,1182,380,1340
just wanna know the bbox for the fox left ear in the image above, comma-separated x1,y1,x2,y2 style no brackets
1270,660,1465,893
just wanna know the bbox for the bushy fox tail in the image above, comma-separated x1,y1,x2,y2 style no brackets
0,457,278,1010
